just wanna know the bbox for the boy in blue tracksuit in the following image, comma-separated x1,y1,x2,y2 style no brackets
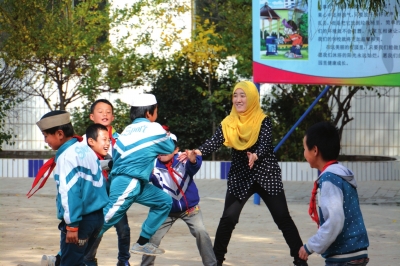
99,94,175,256
299,122,369,266
34,110,108,266
141,134,217,266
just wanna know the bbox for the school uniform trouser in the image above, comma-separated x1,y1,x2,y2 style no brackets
100,175,172,240
213,182,303,262
84,213,131,265
59,209,103,266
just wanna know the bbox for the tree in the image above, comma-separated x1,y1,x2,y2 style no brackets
149,55,234,160
0,63,32,150
195,0,253,78
0,0,189,110
262,84,378,161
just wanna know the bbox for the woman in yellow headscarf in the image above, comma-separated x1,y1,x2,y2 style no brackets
195,81,307,266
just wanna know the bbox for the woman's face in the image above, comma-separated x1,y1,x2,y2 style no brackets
233,88,247,113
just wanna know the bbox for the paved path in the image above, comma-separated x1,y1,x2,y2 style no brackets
0,178,399,266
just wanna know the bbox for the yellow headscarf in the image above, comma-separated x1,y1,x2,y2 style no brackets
221,81,267,150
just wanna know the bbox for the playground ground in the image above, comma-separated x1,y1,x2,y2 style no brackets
0,178,399,266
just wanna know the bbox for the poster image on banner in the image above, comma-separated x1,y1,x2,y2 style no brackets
252,0,400,86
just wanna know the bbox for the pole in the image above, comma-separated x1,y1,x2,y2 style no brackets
253,85,331,205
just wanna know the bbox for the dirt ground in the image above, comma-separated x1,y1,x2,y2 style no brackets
0,179,399,266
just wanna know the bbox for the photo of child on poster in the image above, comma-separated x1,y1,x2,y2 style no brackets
259,0,308,60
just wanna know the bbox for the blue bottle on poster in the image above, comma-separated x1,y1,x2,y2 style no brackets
265,36,278,55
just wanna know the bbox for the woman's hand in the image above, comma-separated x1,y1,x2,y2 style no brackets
247,152,258,169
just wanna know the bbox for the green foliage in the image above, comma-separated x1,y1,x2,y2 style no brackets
0,64,26,150
149,56,235,160
298,13,308,43
0,0,188,110
195,0,253,78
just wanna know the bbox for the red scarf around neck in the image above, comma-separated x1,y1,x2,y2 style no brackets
27,135,83,198
164,159,189,210
308,160,338,227
108,126,116,147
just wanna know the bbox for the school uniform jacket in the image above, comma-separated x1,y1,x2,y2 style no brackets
304,163,369,263
54,138,108,227
150,154,202,213
111,118,175,181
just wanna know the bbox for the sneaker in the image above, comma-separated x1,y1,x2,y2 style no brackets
293,258,308,266
41,255,57,266
116,261,130,266
130,242,165,256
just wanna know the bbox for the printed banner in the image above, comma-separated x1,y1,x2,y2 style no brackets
252,0,400,86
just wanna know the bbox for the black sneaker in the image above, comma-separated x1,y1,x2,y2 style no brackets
116,261,130,266
293,258,308,266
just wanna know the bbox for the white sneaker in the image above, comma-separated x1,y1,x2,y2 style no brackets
130,242,165,256
41,255,57,266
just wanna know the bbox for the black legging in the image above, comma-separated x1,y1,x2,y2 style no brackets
213,182,303,261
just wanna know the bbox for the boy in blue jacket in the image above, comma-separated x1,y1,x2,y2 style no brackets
34,110,108,266
299,122,369,266
99,94,175,256
141,134,216,266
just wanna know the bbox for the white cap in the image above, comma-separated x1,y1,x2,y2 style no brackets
170,133,177,142
130,94,157,107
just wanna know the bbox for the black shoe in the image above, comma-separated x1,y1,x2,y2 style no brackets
293,258,308,266
217,261,223,266
116,261,130,266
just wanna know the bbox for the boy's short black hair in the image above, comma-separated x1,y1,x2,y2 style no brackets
41,110,74,137
305,121,340,161
86,123,108,147
90,99,114,114
130,104,157,122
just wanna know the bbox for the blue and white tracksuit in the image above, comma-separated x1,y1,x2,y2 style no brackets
54,138,108,265
150,153,202,212
100,118,175,239
83,129,131,264
304,163,369,263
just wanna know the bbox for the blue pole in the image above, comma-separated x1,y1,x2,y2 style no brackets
253,85,331,205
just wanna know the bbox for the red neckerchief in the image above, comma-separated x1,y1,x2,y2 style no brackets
107,126,116,147
94,151,108,181
164,159,189,210
308,160,338,227
27,135,83,198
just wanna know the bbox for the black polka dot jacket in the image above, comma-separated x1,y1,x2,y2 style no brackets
198,117,283,200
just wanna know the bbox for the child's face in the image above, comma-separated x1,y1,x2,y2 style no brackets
157,147,179,163
303,136,317,168
90,102,115,127
146,106,158,122
88,129,110,157
42,130,64,150
233,88,247,113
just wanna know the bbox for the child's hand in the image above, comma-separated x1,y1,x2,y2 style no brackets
298,246,309,260
246,152,258,169
186,149,198,164
177,151,188,162
66,231,78,244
